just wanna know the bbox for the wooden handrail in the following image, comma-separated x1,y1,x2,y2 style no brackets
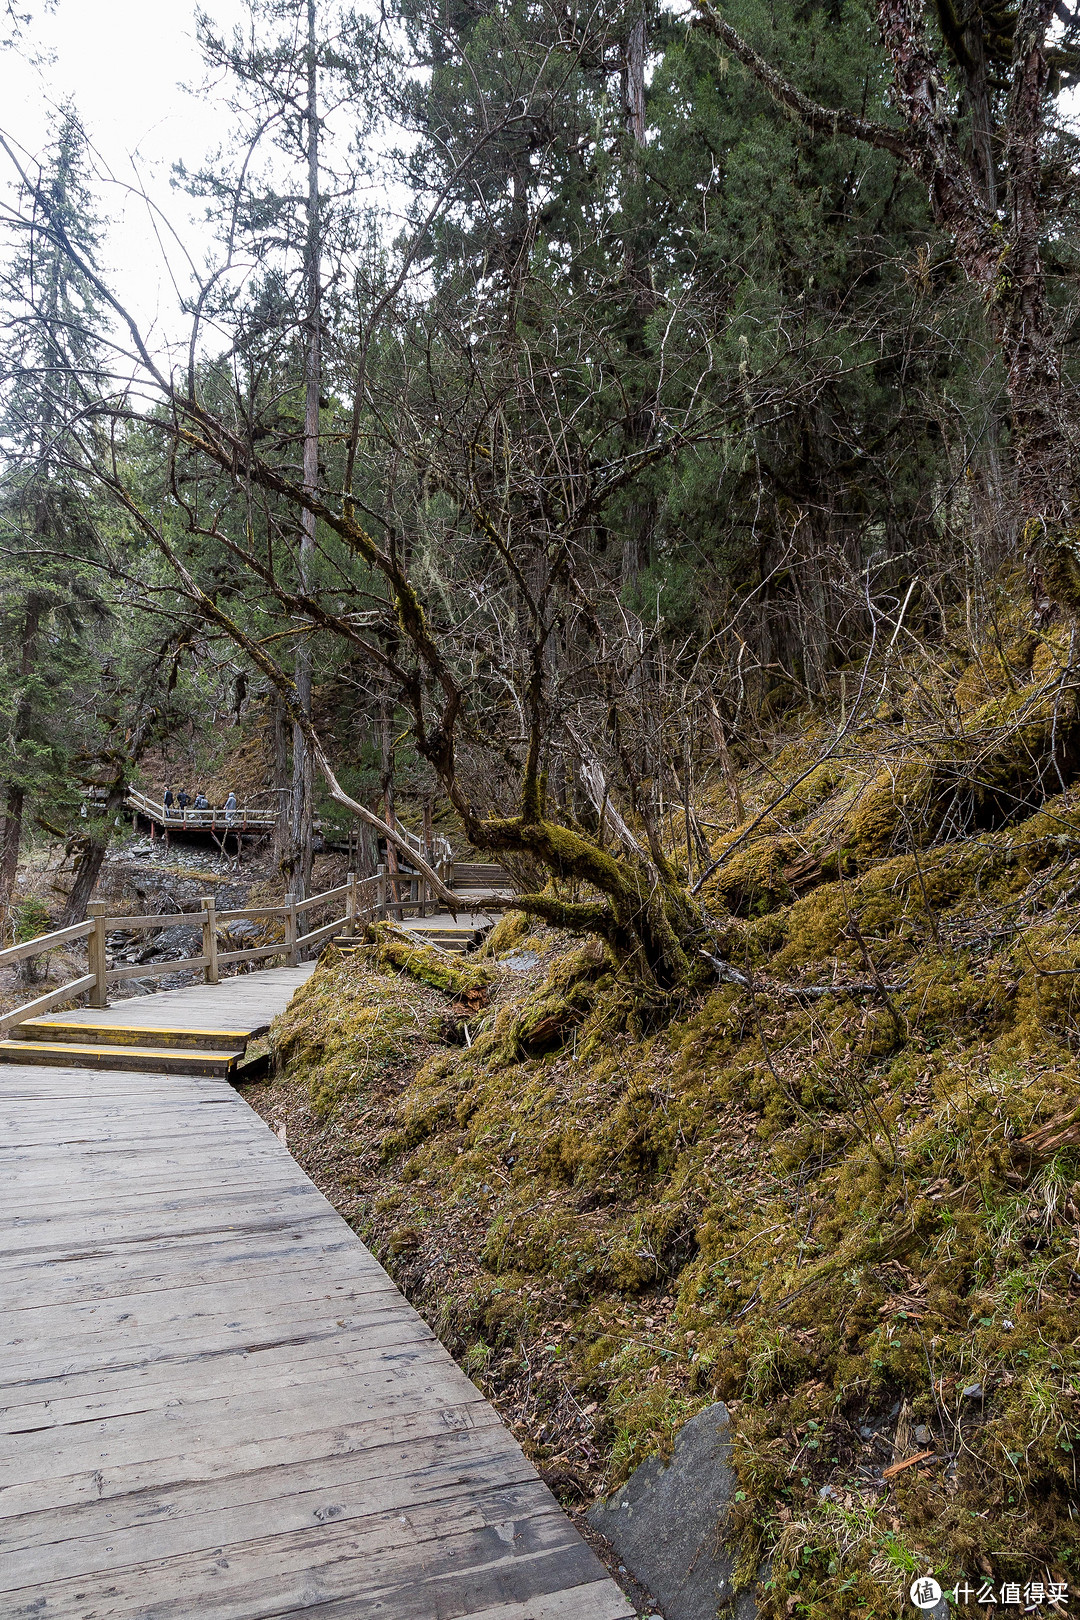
107,956,211,986
99,911,202,933
294,882,352,914
124,787,276,829
297,913,351,950
215,903,293,922
0,973,97,1034
0,919,93,969
0,863,502,1032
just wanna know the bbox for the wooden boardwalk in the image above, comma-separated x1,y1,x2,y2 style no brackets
0,969,633,1619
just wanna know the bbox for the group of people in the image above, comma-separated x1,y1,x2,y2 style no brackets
163,787,238,825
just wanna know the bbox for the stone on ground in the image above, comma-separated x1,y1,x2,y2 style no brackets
587,1402,756,1620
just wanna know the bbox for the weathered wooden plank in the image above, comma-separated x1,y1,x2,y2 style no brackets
0,1208,338,1277
27,963,314,1034
0,966,631,1619
0,1399,500,1522
0,1223,364,1282
2,1154,306,1209
0,1493,610,1620
0,1339,473,1487
0,1327,469,1437
0,1295,428,1392
281,1581,633,1620
4,1263,403,1345
0,1427,538,1575
0,1190,333,1254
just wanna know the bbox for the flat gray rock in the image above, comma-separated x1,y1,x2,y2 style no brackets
587,1403,756,1620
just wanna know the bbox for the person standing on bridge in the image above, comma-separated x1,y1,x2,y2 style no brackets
176,789,191,816
223,790,237,827
193,791,209,811
164,786,176,817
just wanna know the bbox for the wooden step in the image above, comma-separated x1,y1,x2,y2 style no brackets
0,1040,240,1077
332,931,477,956
452,862,507,886
16,1019,252,1052
331,936,470,956
408,930,477,951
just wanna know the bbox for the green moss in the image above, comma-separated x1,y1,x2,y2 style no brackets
271,953,429,1118
705,834,801,917
839,760,936,861
364,922,492,995
478,908,529,957
261,638,1080,1617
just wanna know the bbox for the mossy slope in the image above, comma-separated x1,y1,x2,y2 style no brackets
255,640,1080,1619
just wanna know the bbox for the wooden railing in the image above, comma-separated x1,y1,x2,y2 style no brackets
0,859,511,1035
0,873,371,1034
0,919,97,1032
125,787,276,832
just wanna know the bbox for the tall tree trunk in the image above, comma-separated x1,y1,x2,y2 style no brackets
620,5,654,592
0,594,44,907
271,687,291,871
0,785,25,909
288,0,321,899
379,697,398,873
59,779,126,925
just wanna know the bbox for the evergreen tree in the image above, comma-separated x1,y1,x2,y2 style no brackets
0,107,109,909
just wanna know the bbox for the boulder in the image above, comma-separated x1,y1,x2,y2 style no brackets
587,1403,755,1620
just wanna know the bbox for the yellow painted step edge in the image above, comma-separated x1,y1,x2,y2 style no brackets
21,1023,256,1042
0,1041,238,1062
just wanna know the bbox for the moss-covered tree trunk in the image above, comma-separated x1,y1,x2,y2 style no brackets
455,808,706,992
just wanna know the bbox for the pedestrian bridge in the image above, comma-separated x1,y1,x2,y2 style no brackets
0,965,632,1618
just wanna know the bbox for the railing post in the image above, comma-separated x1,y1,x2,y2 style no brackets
201,896,219,985
344,870,357,938
87,901,108,1008
376,864,387,921
285,893,299,965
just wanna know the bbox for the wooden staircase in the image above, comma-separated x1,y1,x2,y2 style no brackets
0,1017,263,1077
335,918,486,955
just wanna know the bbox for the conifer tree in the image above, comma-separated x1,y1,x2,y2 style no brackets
0,107,108,909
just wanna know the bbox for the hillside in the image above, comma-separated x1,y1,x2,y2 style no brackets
242,615,1080,1616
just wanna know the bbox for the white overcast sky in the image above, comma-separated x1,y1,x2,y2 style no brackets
0,0,273,353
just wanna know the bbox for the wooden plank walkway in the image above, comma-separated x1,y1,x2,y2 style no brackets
1,968,633,1619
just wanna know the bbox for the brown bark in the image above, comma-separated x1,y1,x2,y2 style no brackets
287,0,321,900
620,7,656,589
59,779,126,925
0,784,25,907
0,594,44,906
270,687,291,871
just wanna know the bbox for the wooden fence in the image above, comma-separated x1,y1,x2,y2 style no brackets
0,861,469,1035
124,788,276,835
